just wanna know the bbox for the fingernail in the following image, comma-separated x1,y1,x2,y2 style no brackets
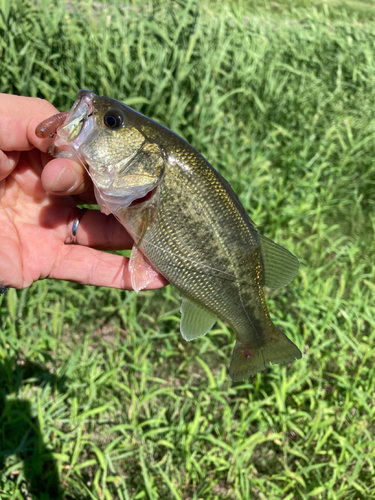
51,166,79,193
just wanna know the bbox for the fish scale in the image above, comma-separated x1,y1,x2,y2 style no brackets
45,89,302,381
125,142,274,343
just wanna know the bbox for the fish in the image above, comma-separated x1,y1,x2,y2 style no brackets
39,89,302,381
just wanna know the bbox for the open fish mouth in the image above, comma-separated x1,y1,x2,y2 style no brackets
48,90,97,159
46,89,161,214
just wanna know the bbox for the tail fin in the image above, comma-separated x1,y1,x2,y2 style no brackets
229,329,302,381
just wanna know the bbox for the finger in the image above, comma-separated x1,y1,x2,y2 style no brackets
40,205,133,250
0,150,20,181
41,158,91,195
0,94,59,152
74,184,98,204
68,210,135,249
49,244,168,290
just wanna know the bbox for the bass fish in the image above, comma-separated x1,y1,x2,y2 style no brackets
37,90,302,381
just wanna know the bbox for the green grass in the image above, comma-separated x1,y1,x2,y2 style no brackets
1,0,375,498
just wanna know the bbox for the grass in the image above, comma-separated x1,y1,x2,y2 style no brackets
1,0,375,498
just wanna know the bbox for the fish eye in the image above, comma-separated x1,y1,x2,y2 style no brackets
103,110,124,129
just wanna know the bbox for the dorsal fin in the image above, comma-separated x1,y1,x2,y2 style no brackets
259,234,299,289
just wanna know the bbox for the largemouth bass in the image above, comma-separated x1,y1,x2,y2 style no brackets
39,90,302,381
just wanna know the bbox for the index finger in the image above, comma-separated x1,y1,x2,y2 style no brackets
0,93,60,153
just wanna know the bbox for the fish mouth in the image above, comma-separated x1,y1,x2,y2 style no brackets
49,89,160,215
48,89,98,159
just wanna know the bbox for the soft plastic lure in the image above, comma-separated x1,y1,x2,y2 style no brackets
35,112,69,138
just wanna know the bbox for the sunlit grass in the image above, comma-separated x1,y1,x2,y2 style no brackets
0,0,374,498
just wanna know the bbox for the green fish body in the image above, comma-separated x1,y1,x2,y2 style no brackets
48,89,302,381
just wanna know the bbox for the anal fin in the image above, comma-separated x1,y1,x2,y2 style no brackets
180,295,217,341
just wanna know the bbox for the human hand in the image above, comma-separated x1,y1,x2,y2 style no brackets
0,93,167,290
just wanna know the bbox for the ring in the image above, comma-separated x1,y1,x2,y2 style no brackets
70,208,88,244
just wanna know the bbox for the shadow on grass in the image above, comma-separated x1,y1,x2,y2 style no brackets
0,356,68,499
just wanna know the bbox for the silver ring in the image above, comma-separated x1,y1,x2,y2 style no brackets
71,208,88,244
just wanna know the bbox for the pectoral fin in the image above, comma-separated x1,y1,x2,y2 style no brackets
180,295,217,341
129,244,158,293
